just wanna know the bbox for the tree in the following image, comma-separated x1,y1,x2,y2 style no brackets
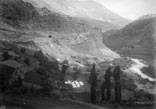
34,50,59,71
3,51,10,61
72,67,80,80
90,63,97,104
113,65,121,104
24,58,30,66
41,79,53,96
0,73,8,92
61,60,69,83
0,65,14,92
101,81,106,102
104,66,111,103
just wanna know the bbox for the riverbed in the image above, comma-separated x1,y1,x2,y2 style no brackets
129,58,156,82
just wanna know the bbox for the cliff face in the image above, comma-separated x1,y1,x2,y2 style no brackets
0,0,120,65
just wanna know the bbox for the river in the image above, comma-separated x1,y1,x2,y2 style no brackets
129,58,156,82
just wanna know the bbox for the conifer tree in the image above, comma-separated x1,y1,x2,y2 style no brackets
104,66,111,103
61,60,69,83
90,63,97,104
113,65,121,104
101,81,106,102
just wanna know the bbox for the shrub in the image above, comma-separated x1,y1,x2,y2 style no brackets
36,67,47,76
3,51,10,60
20,48,26,54
0,73,9,92
11,87,23,95
24,57,30,66
34,51,59,71
50,89,63,100
11,86,40,96
41,80,54,96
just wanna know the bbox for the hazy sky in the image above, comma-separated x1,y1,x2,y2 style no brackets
75,0,155,20
93,0,156,20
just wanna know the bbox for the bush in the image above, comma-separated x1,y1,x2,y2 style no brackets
0,73,9,92
36,67,47,76
3,51,10,60
20,48,26,54
34,51,59,71
24,57,30,66
11,87,23,95
50,89,63,100
41,80,54,96
11,86,41,96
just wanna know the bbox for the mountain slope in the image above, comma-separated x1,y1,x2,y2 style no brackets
23,0,130,27
0,0,120,65
103,15,156,63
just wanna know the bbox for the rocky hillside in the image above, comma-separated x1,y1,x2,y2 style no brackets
0,0,120,65
23,0,130,28
103,15,156,64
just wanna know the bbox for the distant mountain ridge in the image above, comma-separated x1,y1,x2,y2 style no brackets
138,14,156,20
103,15,156,63
23,0,131,27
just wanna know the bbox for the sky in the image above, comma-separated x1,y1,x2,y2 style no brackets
77,0,156,20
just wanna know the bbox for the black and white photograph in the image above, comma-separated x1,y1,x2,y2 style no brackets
0,0,155,109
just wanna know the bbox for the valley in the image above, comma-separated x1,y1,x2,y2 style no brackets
0,0,155,109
